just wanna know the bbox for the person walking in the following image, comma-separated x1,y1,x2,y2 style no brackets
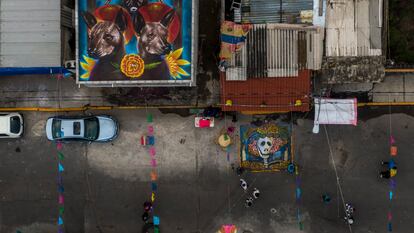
252,188,260,199
143,201,153,212
380,159,397,179
142,212,149,223
240,178,248,191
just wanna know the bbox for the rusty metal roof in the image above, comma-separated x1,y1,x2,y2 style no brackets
220,70,311,112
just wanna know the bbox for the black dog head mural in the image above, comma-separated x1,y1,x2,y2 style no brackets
133,9,175,58
82,10,127,59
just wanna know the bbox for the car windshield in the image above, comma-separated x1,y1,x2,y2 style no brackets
52,119,62,138
10,116,21,134
84,117,99,140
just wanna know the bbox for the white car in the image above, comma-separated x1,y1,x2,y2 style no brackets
45,115,118,142
0,112,24,138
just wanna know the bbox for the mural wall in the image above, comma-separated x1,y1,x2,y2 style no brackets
240,123,292,172
77,0,196,86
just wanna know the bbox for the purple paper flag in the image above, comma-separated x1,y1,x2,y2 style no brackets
151,159,157,167
390,135,395,145
57,175,63,185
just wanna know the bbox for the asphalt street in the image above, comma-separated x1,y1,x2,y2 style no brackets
1,109,414,233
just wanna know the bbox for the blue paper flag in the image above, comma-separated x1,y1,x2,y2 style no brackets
389,191,393,200
388,222,393,231
58,185,64,193
58,163,64,172
153,216,160,225
296,188,301,199
151,183,157,191
58,216,63,225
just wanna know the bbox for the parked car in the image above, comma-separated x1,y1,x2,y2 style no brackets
46,115,118,142
0,112,24,138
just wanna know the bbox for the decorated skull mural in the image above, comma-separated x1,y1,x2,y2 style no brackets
245,124,290,168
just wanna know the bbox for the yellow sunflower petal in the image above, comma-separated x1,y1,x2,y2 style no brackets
176,67,189,76
80,62,90,71
171,48,183,60
83,55,96,64
80,72,90,79
177,59,190,66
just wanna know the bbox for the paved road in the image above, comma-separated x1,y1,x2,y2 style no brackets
1,109,414,233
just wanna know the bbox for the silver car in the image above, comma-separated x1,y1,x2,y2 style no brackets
0,112,24,138
46,115,118,142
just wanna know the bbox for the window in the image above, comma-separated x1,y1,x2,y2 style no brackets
84,118,99,140
10,116,21,134
52,119,62,139
73,122,81,135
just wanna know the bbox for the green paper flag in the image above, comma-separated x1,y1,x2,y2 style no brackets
299,222,304,230
59,206,64,215
224,134,228,140
147,114,153,123
58,152,64,160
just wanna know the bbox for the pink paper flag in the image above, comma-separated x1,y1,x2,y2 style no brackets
58,194,64,204
151,159,157,167
388,212,392,221
390,135,395,145
149,147,156,156
56,142,63,150
148,126,154,134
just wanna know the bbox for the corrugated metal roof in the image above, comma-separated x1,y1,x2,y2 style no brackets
225,23,323,80
241,0,313,24
220,70,311,112
325,0,382,57
0,0,61,67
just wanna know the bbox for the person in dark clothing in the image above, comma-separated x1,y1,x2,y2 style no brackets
380,170,391,179
144,201,153,212
142,212,149,223
322,193,331,204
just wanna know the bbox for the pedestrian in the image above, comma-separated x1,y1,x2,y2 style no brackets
322,193,331,204
144,201,153,212
380,170,391,179
345,203,355,215
252,188,260,199
245,197,254,207
236,166,245,176
344,215,354,225
240,178,248,191
142,212,149,223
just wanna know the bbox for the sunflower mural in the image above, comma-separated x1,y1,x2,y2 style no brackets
78,0,194,84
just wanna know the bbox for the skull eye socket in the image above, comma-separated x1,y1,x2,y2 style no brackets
267,142,272,146
260,141,266,146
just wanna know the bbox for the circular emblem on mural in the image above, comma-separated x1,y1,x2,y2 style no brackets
120,54,145,78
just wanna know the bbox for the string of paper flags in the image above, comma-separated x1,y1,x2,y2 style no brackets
144,113,160,231
56,141,65,233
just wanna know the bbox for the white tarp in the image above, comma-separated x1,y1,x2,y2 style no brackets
313,98,357,133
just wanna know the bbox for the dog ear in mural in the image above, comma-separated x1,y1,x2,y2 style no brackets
121,0,148,14
134,9,175,58
82,11,129,81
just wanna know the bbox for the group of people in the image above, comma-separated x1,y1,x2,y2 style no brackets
240,178,260,207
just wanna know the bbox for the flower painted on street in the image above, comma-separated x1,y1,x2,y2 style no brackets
120,54,145,78
80,55,97,79
165,48,190,79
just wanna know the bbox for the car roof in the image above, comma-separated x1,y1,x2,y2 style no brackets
0,116,10,134
60,119,85,138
